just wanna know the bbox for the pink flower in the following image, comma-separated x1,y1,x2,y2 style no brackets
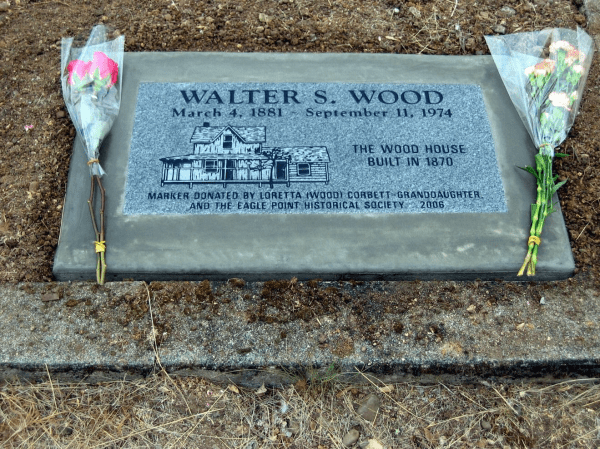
90,52,119,89
565,49,585,65
534,59,555,76
66,59,92,85
548,91,572,111
549,40,574,54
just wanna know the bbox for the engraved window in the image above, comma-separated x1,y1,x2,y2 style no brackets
205,160,218,172
223,134,233,149
297,163,310,176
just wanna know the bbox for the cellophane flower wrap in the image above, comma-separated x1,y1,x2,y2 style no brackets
485,28,593,276
60,25,124,284
61,25,124,176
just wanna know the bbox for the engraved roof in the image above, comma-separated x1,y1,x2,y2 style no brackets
160,146,330,163
160,153,268,162
276,147,330,163
190,125,266,144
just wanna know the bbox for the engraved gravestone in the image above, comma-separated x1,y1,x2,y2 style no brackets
53,53,574,281
124,82,506,216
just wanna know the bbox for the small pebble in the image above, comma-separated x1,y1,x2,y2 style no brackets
164,14,172,21
492,24,507,34
56,110,66,119
500,6,516,16
357,394,381,422
342,429,360,447
540,297,546,305
365,440,383,449
481,420,492,430
408,6,421,18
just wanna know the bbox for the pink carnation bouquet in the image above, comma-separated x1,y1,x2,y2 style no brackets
61,25,124,284
485,28,593,276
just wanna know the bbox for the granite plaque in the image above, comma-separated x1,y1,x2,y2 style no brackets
125,82,506,215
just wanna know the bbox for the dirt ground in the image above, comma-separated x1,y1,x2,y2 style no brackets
0,0,600,448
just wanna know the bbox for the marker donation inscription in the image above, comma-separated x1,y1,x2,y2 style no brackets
124,82,507,215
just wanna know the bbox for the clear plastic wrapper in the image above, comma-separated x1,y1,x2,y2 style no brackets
485,28,593,156
61,25,124,176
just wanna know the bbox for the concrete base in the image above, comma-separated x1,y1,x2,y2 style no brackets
2,281,599,386
53,53,575,281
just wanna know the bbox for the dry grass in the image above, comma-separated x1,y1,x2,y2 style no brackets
1,371,598,448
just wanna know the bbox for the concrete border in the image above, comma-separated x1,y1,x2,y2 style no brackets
1,280,599,387
53,53,574,282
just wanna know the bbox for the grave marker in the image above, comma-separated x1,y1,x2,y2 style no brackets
53,53,574,281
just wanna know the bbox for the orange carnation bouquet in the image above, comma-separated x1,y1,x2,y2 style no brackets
486,28,593,276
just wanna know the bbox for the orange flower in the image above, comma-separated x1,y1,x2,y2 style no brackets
531,59,555,77
565,49,585,65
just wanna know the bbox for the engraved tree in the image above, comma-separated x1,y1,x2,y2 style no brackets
252,147,289,188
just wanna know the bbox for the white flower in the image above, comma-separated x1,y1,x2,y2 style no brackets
572,64,585,74
548,91,572,110
549,40,574,54
524,65,535,76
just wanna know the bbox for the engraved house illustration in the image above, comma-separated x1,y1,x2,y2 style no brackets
159,122,330,188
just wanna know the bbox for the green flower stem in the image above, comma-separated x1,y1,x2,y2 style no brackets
98,175,106,285
518,178,542,276
87,174,107,285
518,154,555,276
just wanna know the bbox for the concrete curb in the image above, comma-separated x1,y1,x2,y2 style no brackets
1,280,599,386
